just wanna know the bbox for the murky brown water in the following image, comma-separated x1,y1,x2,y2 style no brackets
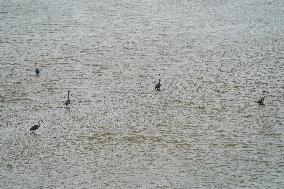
0,0,283,188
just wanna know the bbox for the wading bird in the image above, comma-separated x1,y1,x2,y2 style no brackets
155,79,161,91
65,91,70,106
30,120,44,132
257,91,267,105
35,67,39,76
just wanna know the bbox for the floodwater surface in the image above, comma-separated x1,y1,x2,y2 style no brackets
0,0,283,188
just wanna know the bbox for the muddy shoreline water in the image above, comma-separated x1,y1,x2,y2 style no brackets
0,0,283,188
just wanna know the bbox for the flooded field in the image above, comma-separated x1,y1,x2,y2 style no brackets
0,0,283,188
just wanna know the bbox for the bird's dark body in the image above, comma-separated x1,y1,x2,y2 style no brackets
65,99,70,106
155,79,161,91
257,91,267,105
155,83,161,91
35,68,40,76
30,125,39,131
257,97,265,105
30,120,43,132
65,91,70,106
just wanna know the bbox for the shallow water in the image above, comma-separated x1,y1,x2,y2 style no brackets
0,0,283,188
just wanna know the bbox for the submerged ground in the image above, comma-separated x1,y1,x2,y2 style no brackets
0,0,283,188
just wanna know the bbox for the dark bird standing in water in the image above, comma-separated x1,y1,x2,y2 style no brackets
35,67,40,76
65,91,70,106
155,79,161,91
257,91,267,105
30,120,44,132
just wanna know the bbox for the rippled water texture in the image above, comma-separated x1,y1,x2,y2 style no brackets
0,0,283,188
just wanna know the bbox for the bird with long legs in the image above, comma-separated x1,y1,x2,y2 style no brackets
65,91,70,106
30,120,44,133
